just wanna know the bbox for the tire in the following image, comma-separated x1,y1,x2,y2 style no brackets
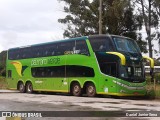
86,83,96,97
18,82,25,93
71,82,82,96
26,82,33,93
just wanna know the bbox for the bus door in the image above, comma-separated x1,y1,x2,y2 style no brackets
7,69,14,88
101,62,119,94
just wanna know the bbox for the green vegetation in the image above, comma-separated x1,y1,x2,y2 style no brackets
0,51,7,76
58,0,160,56
154,73,160,83
153,78,160,99
58,0,148,53
146,74,160,99
0,76,7,89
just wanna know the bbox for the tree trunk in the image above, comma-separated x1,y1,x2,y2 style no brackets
140,0,153,58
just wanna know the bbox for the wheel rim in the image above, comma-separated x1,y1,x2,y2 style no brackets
88,86,95,94
73,85,80,94
19,84,24,91
27,84,32,93
86,84,96,97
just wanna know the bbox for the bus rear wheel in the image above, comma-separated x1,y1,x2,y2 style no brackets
26,82,33,93
86,83,96,97
71,82,82,96
18,82,25,93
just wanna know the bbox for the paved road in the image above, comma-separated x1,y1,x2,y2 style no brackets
0,90,160,120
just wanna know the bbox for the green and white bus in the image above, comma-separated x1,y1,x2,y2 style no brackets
6,35,154,97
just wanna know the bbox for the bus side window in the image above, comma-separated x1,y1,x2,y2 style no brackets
31,66,65,78
57,41,75,55
66,65,95,77
47,44,57,56
56,43,64,55
76,40,90,56
14,49,20,59
8,51,13,60
10,50,16,60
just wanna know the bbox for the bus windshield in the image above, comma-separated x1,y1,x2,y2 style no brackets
112,37,141,53
119,65,145,82
89,36,114,52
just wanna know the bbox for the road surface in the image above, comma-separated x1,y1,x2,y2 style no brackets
0,90,160,120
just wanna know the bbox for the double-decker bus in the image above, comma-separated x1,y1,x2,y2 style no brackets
6,35,154,97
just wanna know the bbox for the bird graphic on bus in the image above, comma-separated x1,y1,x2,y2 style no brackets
11,61,28,77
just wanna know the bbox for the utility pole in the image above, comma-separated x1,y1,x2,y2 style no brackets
99,0,102,34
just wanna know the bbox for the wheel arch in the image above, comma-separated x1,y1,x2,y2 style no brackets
25,80,32,85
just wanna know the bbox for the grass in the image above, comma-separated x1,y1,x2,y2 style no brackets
145,84,160,99
146,75,160,99
155,85,160,98
0,76,7,89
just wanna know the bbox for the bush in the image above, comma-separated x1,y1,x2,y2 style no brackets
145,88,156,99
154,73,160,83
0,76,7,89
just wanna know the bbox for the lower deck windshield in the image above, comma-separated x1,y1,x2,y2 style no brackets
119,65,145,82
99,62,145,83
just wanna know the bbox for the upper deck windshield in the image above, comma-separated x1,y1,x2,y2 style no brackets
89,36,114,52
112,36,141,53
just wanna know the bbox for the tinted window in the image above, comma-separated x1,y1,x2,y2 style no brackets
57,41,75,55
31,65,94,78
100,63,117,77
8,40,89,60
8,47,31,60
113,37,141,53
75,40,89,56
8,49,21,60
89,37,114,52
21,48,31,59
66,65,94,77
32,66,65,78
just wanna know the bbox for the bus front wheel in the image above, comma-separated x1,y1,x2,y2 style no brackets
86,83,96,97
18,82,25,93
26,82,33,93
71,82,82,96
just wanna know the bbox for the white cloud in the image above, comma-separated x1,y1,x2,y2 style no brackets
0,0,66,51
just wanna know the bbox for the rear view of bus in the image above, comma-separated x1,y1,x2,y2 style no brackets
89,35,153,96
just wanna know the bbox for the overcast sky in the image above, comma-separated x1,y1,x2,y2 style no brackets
0,0,159,58
0,0,66,52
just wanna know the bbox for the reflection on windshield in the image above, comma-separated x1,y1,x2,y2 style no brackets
113,37,140,53
120,66,143,79
89,37,114,52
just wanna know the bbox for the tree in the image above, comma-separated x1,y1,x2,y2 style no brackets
134,0,159,58
153,0,160,53
58,0,147,52
0,51,7,76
